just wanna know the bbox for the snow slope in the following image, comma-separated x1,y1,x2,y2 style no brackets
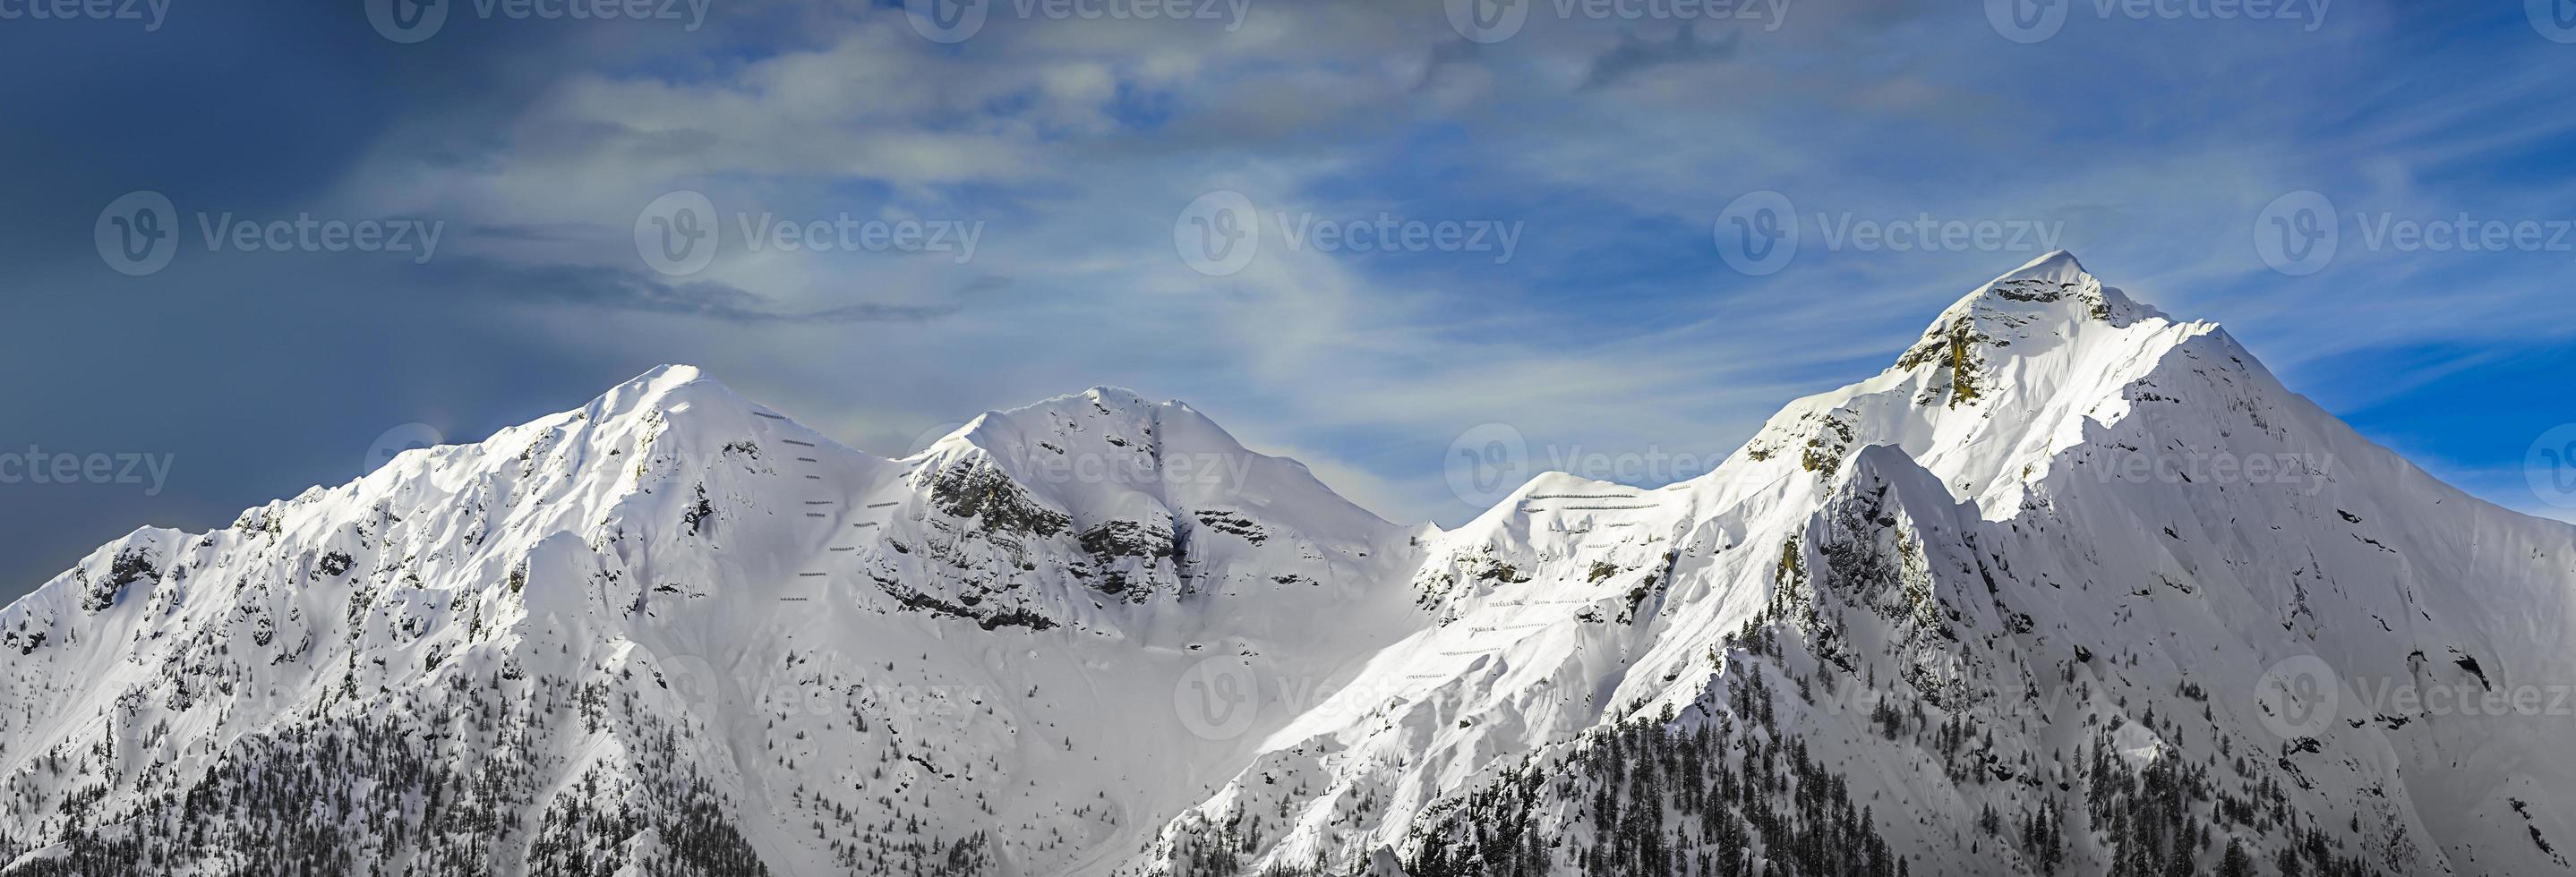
0,372,1422,876
4,252,2572,877
1140,251,2576,877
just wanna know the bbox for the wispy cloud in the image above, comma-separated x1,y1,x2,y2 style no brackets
4,0,2568,596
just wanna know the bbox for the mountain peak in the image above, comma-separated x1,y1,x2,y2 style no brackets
1708,254,2227,517
1992,249,2087,284
15,259,2576,877
907,385,1397,543
1928,249,2161,330
906,386,1189,460
1892,251,2170,379
571,364,834,447
636,362,706,383
1029,386,1185,419
595,363,746,409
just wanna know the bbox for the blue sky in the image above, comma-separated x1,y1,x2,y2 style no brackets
4,0,2572,597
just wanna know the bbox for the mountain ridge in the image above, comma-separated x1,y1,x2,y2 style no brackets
4,254,2573,877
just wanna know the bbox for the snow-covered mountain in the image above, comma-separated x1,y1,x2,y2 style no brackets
5,252,2572,877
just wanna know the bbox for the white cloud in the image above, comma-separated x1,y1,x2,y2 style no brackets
305,0,2576,528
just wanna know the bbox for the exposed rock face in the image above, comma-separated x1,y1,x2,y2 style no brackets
5,255,2574,877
